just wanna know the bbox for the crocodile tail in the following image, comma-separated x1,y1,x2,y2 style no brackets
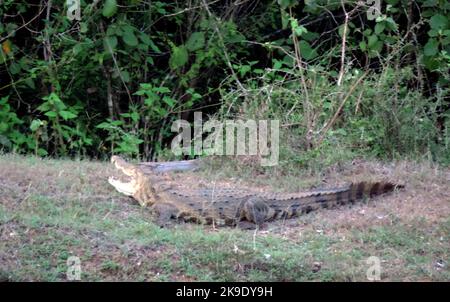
330,181,404,207
274,181,404,219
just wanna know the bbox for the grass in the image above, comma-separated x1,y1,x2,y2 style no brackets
0,154,449,281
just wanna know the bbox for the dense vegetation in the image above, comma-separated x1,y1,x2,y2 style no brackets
0,0,449,165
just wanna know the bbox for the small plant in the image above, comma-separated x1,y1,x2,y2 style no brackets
35,92,92,156
0,96,28,152
96,117,143,156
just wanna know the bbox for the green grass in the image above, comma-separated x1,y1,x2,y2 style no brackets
0,154,449,281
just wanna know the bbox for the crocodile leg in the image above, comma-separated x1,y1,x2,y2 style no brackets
240,197,275,227
152,202,208,227
151,203,179,228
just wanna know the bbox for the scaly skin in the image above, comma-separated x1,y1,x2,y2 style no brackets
108,156,404,228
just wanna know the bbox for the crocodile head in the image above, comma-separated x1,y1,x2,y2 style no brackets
108,156,159,207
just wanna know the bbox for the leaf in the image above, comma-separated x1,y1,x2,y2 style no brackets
372,41,383,52
338,24,346,37
430,14,448,30
239,65,251,77
73,44,83,56
37,102,50,112
122,30,138,47
422,0,437,8
281,10,289,29
428,29,438,37
228,32,245,44
134,90,145,96
0,122,8,133
2,40,12,55
359,41,367,51
80,22,88,33
302,31,319,41
291,18,307,37
375,23,385,34
9,62,20,75
298,40,317,60
424,39,439,56
363,29,372,37
44,111,58,118
368,35,379,48
148,39,161,53
277,0,296,9
59,110,77,120
0,135,11,147
24,78,35,89
120,70,130,82
423,55,439,71
30,119,43,131
384,17,398,31
186,32,205,51
96,122,111,129
130,112,139,122
162,96,175,107
37,148,48,156
103,36,118,53
282,54,294,67
146,57,154,65
139,33,152,45
102,0,117,18
273,60,282,70
153,87,171,93
169,45,188,69
304,0,318,10
295,25,308,37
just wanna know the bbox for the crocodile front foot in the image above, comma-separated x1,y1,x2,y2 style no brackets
241,197,275,226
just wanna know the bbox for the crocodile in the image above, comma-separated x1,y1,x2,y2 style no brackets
108,156,404,228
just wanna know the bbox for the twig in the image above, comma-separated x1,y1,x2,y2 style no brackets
337,1,362,86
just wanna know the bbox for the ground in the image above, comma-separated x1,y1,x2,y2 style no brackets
0,154,449,281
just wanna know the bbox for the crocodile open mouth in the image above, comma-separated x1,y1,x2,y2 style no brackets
108,156,138,197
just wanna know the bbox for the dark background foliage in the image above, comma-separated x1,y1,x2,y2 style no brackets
0,0,449,164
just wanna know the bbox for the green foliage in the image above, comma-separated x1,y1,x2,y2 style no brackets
32,92,92,156
0,0,448,163
169,44,189,70
102,0,118,18
220,64,449,169
96,118,143,156
0,96,27,151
